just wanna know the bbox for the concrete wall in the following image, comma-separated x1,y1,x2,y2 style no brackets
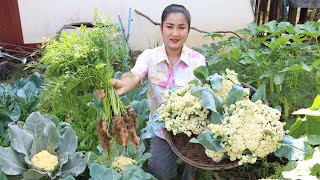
18,0,254,50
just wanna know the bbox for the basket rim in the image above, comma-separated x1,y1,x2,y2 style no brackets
164,129,239,170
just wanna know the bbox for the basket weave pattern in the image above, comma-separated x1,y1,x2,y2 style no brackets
164,130,239,170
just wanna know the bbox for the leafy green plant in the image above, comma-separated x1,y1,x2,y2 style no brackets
0,112,88,179
89,137,154,180
0,73,42,146
35,10,139,153
201,21,320,121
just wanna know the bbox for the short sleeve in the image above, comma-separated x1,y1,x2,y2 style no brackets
131,49,150,81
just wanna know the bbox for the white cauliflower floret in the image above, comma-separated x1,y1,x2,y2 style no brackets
205,99,285,165
31,150,58,172
158,85,210,136
213,69,240,101
111,155,136,173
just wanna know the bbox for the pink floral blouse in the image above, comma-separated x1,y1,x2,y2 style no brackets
131,44,206,138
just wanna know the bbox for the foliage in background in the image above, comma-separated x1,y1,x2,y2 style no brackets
0,73,42,147
201,21,320,122
0,112,88,179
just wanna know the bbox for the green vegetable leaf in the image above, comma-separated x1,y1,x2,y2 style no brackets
226,84,244,106
289,117,306,138
251,84,266,102
193,66,208,83
23,112,51,137
136,153,151,167
207,73,223,91
122,165,156,180
8,124,34,157
310,95,320,110
44,123,60,149
274,135,312,161
89,163,121,180
63,175,76,180
23,169,48,180
190,129,222,152
209,112,223,124
0,171,7,180
61,152,88,177
191,87,223,112
0,147,26,175
310,163,320,176
289,115,320,145
30,135,49,157
274,74,285,85
58,128,78,156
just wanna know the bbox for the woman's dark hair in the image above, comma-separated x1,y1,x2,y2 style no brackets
161,4,191,31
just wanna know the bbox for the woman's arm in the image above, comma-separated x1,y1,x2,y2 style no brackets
96,70,142,99
112,70,142,95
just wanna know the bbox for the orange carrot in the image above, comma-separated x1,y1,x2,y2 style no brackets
112,115,128,147
97,120,111,153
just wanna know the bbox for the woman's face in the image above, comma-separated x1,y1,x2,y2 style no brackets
161,12,189,52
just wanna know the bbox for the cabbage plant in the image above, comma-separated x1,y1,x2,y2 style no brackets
0,112,88,179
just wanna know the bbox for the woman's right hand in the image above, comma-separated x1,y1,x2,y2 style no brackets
95,89,106,100
95,79,127,100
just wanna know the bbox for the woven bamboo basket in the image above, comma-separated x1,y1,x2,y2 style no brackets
164,82,265,170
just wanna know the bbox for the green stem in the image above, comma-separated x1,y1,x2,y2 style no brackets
284,97,289,119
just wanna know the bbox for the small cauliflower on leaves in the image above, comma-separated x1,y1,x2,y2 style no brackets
0,112,89,179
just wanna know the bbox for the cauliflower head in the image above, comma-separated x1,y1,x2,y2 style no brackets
111,155,137,172
158,85,210,136
206,100,285,165
31,150,58,172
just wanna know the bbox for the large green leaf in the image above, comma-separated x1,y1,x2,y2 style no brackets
30,135,49,157
136,153,151,167
23,169,48,180
122,165,156,180
191,87,223,112
207,73,223,91
8,124,34,157
57,128,78,156
310,95,320,110
0,147,26,175
274,135,313,161
305,116,320,145
44,123,60,149
61,152,88,177
23,112,51,137
226,84,244,106
89,163,121,180
251,84,266,102
0,170,8,180
190,129,222,152
289,117,306,138
289,115,320,145
310,163,320,176
193,66,208,83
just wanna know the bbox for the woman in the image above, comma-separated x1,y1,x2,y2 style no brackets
97,4,206,179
